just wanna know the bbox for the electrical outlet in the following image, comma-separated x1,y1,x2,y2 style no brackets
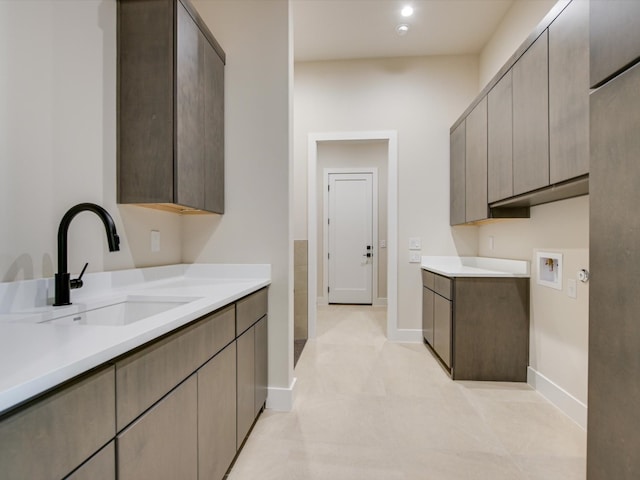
380,240,386,248
567,279,577,299
151,230,160,252
409,252,421,263
409,237,421,250
489,236,495,251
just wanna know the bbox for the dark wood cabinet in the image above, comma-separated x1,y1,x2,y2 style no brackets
67,442,116,480
118,0,225,214
487,70,513,203
117,375,198,480
0,366,116,480
450,121,466,226
513,31,549,196
590,0,640,88
549,0,589,184
198,343,237,480
255,316,269,416
421,269,529,381
465,97,488,222
588,60,640,480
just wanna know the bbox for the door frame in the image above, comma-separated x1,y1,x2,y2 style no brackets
323,168,378,306
307,130,399,340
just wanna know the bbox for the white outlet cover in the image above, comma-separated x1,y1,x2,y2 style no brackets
409,252,421,263
409,237,421,250
380,240,386,248
567,279,577,299
151,230,160,252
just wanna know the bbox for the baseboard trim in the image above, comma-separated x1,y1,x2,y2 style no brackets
373,297,388,307
266,377,297,412
527,367,587,430
388,328,423,343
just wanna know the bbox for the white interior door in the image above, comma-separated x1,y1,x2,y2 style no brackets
328,173,373,304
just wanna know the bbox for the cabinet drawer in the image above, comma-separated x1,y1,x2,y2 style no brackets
421,269,435,290
236,288,268,335
434,275,452,300
115,305,235,430
0,366,115,480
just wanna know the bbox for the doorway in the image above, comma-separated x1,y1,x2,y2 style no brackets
326,171,376,305
308,131,399,340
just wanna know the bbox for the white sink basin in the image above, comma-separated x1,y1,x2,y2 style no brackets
38,296,201,327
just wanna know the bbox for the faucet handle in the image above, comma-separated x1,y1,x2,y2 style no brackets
70,262,88,290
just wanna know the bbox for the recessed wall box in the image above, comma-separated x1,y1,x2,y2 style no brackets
536,251,563,290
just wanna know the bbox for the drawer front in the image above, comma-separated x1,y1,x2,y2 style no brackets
236,288,268,335
116,305,235,431
434,274,453,300
0,366,116,480
421,269,435,290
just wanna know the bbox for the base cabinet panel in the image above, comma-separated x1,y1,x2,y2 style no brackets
254,315,268,415
0,366,115,480
433,294,452,368
422,287,435,346
117,375,198,480
198,343,237,480
236,326,255,449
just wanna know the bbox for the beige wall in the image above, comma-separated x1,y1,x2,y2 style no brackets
479,0,558,89
0,0,182,283
316,140,388,302
477,0,589,410
187,0,292,391
294,56,479,330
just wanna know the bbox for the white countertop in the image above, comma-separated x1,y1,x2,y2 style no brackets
421,256,530,278
0,264,270,415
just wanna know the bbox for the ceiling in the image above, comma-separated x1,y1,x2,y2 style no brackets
292,0,516,62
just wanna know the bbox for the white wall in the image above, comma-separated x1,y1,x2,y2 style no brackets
294,56,479,330
0,0,182,283
479,0,558,88
187,0,293,393
477,0,589,425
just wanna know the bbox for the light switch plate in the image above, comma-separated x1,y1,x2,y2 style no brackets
409,237,421,250
380,240,386,248
567,279,577,299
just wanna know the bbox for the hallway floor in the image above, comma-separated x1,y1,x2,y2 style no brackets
227,305,586,480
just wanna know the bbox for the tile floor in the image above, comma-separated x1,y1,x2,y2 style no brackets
227,305,586,480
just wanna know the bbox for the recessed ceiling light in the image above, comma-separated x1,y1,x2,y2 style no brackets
401,5,414,17
396,24,409,36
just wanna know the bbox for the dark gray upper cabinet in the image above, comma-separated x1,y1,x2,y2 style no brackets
449,121,466,226
465,97,488,222
487,70,513,203
118,0,225,214
588,61,640,480
513,31,549,196
590,0,640,88
549,0,589,184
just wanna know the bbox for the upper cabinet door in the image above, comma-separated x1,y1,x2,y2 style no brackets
204,40,225,214
549,0,589,184
450,121,466,226
590,0,640,88
465,97,488,222
176,2,205,210
487,70,513,203
513,31,549,196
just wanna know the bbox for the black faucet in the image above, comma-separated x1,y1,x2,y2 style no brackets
54,203,120,306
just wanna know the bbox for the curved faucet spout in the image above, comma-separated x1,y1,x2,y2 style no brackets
54,203,120,306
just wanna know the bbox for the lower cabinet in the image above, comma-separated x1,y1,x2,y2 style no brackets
117,375,198,480
0,366,116,480
0,288,268,480
237,314,268,449
198,343,237,480
421,269,529,381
